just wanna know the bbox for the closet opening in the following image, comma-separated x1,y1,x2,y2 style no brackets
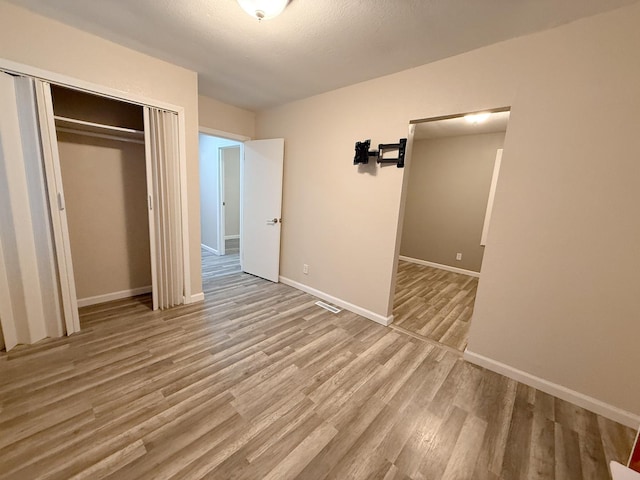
1,62,189,351
51,85,153,313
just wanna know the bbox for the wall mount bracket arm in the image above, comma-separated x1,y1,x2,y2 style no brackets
376,138,407,168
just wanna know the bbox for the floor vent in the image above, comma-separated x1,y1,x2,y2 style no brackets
315,301,342,314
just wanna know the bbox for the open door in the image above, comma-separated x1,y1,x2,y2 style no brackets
242,138,284,282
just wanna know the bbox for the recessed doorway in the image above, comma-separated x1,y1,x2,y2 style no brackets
199,132,243,281
392,108,510,351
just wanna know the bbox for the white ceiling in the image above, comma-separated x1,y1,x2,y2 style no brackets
414,111,510,140
7,0,638,111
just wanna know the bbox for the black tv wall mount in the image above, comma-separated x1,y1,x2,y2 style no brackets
353,138,407,168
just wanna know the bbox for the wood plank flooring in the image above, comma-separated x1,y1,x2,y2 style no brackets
202,239,241,279
0,255,635,479
393,260,478,351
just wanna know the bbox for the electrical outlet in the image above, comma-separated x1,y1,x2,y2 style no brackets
303,264,309,274
456,253,462,261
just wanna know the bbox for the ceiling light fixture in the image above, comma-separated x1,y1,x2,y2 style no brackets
237,0,289,21
464,112,491,124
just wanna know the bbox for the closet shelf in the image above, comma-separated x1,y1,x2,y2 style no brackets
54,116,145,145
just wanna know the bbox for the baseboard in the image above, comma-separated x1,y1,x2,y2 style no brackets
77,286,152,307
187,292,205,304
464,349,640,428
279,276,393,327
224,235,240,240
201,243,219,255
399,256,480,278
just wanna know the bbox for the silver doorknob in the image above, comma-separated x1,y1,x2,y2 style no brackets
266,218,279,225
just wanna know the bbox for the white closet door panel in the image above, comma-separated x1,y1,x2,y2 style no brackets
34,80,81,335
15,77,64,338
144,107,183,310
144,109,159,311
0,71,31,348
0,73,67,349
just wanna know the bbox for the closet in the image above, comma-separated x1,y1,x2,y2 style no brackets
51,86,152,308
0,70,186,351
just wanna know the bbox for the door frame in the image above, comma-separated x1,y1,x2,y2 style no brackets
199,126,250,263
0,57,194,307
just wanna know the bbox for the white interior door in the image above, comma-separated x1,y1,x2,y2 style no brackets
242,138,284,282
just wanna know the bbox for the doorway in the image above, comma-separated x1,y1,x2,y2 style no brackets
199,132,285,286
392,108,510,351
199,133,243,280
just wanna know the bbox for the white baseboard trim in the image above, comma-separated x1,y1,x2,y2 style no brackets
201,243,219,255
224,235,240,240
77,286,152,307
186,292,205,304
464,349,640,428
399,256,480,278
279,276,393,327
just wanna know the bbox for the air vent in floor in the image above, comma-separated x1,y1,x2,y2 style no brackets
315,301,342,314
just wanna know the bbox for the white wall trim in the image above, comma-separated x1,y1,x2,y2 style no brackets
399,255,481,278
199,126,251,142
464,349,640,428
224,235,240,240
186,292,205,304
201,243,219,255
0,58,184,112
77,286,152,308
177,108,192,308
279,276,393,326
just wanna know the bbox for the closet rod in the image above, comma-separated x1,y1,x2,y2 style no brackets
54,115,143,135
54,115,145,145
55,127,145,145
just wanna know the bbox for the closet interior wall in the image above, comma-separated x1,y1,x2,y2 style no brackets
51,86,152,306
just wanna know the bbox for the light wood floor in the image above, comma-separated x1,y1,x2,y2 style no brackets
393,260,478,351
0,256,634,479
202,239,241,279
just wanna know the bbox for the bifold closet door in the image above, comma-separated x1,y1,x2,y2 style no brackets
0,73,77,350
144,108,184,310
34,80,81,336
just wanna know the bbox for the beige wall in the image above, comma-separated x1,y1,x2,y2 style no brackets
256,4,640,417
199,95,255,139
0,1,253,299
401,132,505,272
58,133,150,299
